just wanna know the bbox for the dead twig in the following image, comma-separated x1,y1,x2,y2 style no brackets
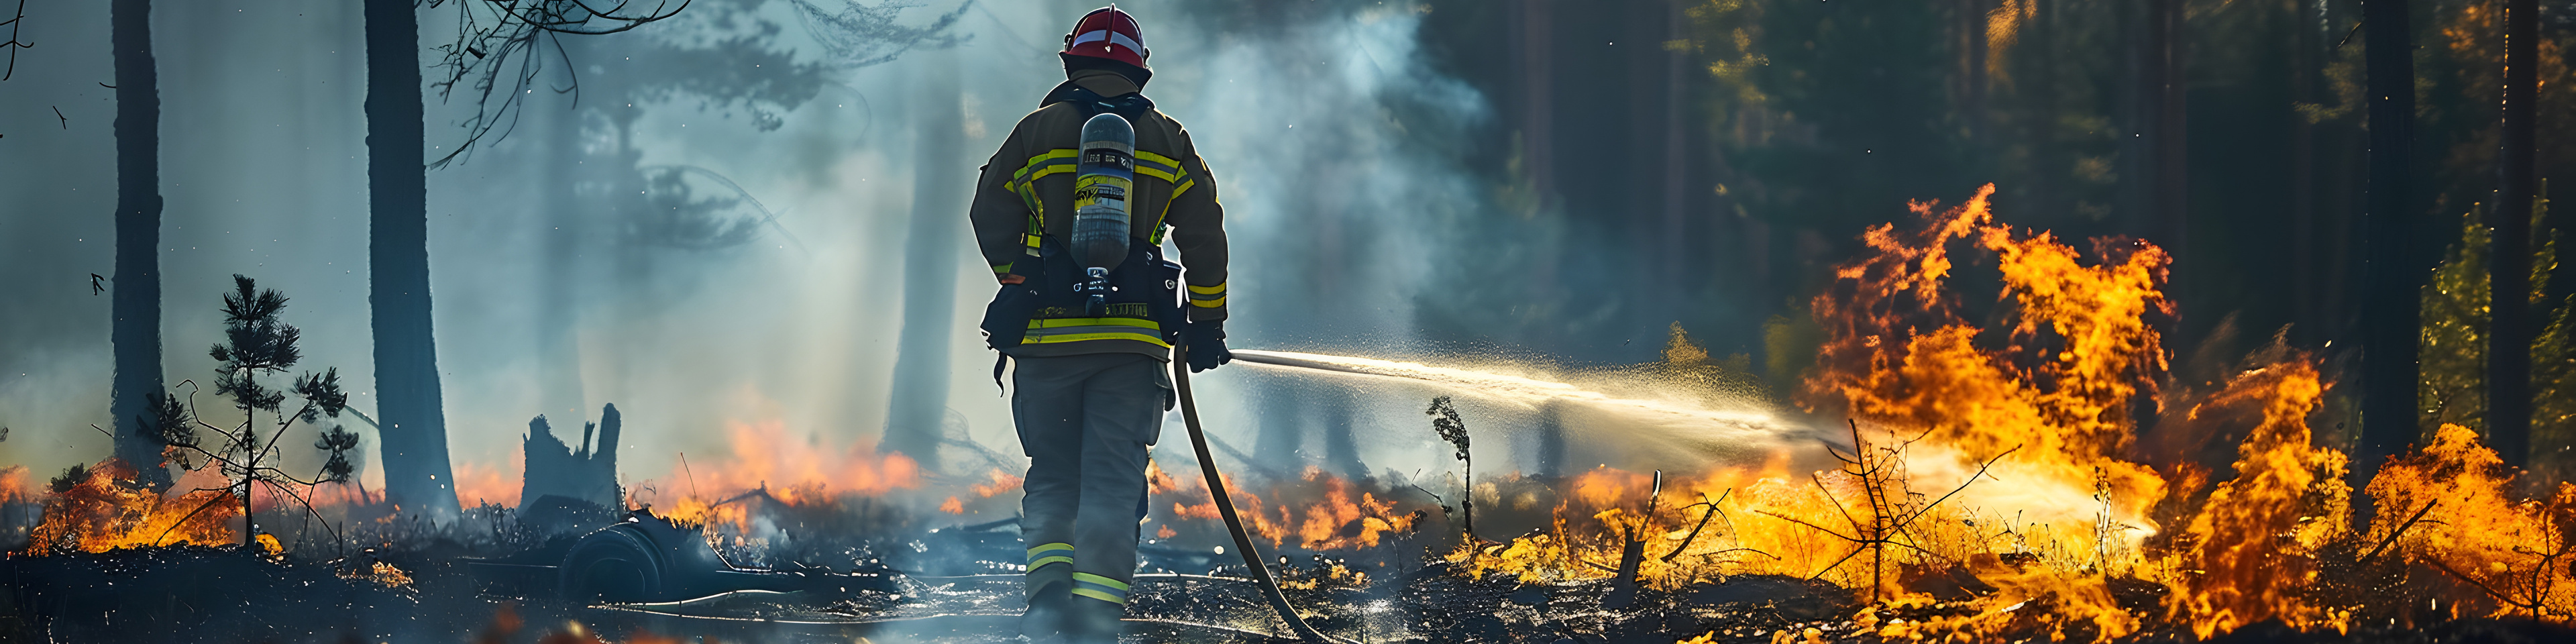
2363,499,2438,561
2428,557,2538,612
1763,420,2017,596
1661,490,1731,563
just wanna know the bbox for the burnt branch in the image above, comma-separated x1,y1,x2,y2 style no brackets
1766,420,2017,598
425,0,691,168
1661,490,1730,563
0,0,28,82
2363,498,2438,561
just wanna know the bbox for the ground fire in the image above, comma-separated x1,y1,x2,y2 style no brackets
7,1,2573,641
5,182,2569,643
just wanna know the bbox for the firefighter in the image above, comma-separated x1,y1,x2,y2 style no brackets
967,7,1230,642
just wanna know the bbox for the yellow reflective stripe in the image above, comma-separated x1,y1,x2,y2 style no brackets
993,264,1014,274
1029,317,1157,329
1010,149,1079,227
1023,317,1169,346
1028,542,1075,556
1012,150,1078,182
1024,332,1169,345
1071,572,1130,591
1189,296,1226,308
1071,588,1126,604
1186,283,1226,295
1029,555,1073,569
1134,152,1185,183
1136,151,1182,170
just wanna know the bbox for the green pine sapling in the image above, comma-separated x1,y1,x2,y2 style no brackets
157,275,355,546
1427,395,1474,543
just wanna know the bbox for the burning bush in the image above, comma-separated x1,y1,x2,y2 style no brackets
1439,184,2516,643
23,458,237,554
2367,423,2576,621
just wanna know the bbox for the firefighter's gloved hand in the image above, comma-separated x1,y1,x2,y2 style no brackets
1185,320,1232,373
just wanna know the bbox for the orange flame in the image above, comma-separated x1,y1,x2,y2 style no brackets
24,459,239,554
0,466,32,504
2365,423,2576,621
2160,359,2353,637
1146,461,1423,551
641,416,918,533
1449,184,2390,641
453,455,522,508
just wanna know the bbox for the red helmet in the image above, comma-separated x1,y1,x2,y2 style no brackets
1061,6,1149,69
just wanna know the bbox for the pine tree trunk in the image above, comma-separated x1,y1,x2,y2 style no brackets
881,54,963,472
537,78,586,421
2290,0,2320,341
366,0,461,521
2487,0,2538,466
109,0,170,488
2149,0,2188,266
2359,0,2422,480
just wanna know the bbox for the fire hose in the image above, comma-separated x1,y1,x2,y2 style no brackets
1171,342,1341,644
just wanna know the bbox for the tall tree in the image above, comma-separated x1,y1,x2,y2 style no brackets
108,0,169,487
2142,0,2187,264
881,50,962,471
2359,0,2421,481
366,0,698,521
365,0,462,521
2486,0,2538,466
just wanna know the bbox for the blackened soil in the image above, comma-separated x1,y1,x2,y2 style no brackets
7,549,2573,644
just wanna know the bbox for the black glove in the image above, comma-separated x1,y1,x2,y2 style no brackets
1185,319,1232,373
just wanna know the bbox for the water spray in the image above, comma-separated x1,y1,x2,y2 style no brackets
1071,113,1135,317
1228,349,1783,428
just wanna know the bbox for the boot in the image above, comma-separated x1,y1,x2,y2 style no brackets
1020,580,1073,643
1063,594,1127,644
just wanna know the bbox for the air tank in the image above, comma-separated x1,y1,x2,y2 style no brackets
1072,112,1136,316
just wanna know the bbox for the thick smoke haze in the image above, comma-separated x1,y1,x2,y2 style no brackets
1,0,1638,502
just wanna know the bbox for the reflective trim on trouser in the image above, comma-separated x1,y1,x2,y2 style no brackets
1027,542,1075,572
1071,572,1130,604
1014,353,1164,618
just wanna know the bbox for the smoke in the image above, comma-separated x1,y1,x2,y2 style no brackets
0,0,1681,513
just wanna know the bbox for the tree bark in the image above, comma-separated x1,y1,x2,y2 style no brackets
109,0,170,487
537,77,586,422
2148,0,2188,266
2487,0,2538,466
2359,0,2421,480
366,0,461,521
881,55,963,472
2290,0,2319,341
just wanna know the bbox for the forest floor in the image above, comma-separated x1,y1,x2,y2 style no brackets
5,522,2573,643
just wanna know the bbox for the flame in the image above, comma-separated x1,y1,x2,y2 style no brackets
1811,184,2171,559
1145,461,1424,551
25,459,239,554
453,456,521,508
2160,360,2353,637
0,466,32,503
2365,423,2576,621
971,468,1024,497
1445,184,2387,641
677,416,920,502
641,415,918,533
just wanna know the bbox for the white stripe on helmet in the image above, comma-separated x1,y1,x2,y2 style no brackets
1071,30,1144,53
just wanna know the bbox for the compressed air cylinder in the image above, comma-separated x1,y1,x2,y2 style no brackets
1071,113,1136,272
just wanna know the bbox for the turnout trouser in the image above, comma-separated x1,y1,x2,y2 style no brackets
1012,352,1169,623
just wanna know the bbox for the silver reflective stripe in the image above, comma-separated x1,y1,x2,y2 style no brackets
1071,30,1144,53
